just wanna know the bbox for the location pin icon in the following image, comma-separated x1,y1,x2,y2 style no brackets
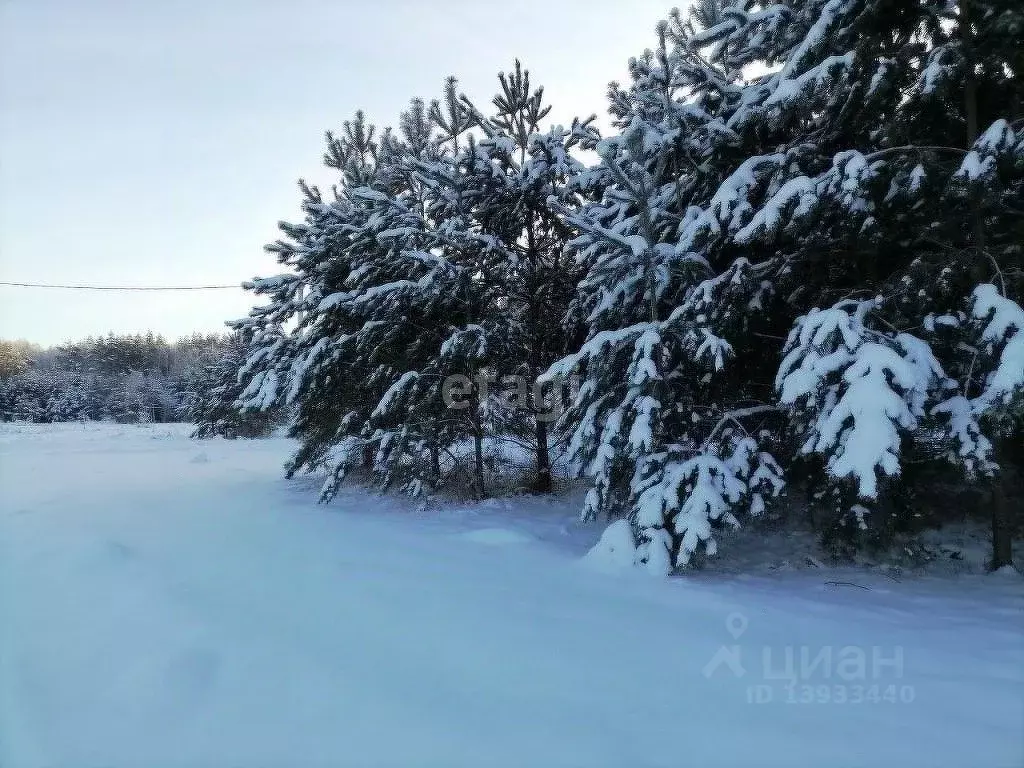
726,612,748,639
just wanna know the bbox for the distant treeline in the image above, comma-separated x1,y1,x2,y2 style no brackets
0,333,231,423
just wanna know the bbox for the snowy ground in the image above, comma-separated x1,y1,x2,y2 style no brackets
1,423,1022,768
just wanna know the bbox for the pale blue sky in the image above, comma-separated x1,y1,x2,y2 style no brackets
1,0,670,345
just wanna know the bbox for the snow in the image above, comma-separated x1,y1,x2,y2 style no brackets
909,162,926,193
992,565,1023,578
776,303,962,499
684,152,786,249
762,53,854,109
242,274,296,291
370,370,420,418
734,175,817,243
767,0,854,87
541,322,650,382
920,46,952,94
2,423,1023,768
459,527,534,546
970,283,1024,410
975,119,1017,155
582,519,637,571
954,150,994,182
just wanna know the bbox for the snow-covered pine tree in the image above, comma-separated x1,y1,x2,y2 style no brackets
395,82,512,498
324,97,485,498
227,111,408,486
665,0,1024,559
231,127,376,485
0,341,34,380
545,17,786,573
411,63,599,493
190,332,275,438
554,0,1021,570
232,102,491,499
4,367,48,422
216,0,1019,566
104,371,152,424
46,371,91,422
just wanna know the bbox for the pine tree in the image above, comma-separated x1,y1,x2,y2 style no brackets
693,0,1024,560
190,333,275,438
413,63,599,493
229,106,476,497
540,13,791,572
554,0,1022,570
216,0,1021,570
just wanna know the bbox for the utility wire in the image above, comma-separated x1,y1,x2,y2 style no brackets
0,281,241,291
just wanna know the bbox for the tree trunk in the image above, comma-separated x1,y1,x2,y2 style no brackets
426,419,442,487
533,417,553,493
473,423,487,500
430,440,441,488
961,0,980,145
962,0,988,283
469,383,487,499
991,439,1014,570
524,222,553,496
991,482,1013,570
961,3,1011,569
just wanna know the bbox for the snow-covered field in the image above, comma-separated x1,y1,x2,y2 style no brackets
1,423,1022,768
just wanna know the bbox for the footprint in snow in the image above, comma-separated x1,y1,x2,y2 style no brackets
189,452,210,464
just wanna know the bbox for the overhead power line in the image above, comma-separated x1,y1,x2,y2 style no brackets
0,280,241,291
